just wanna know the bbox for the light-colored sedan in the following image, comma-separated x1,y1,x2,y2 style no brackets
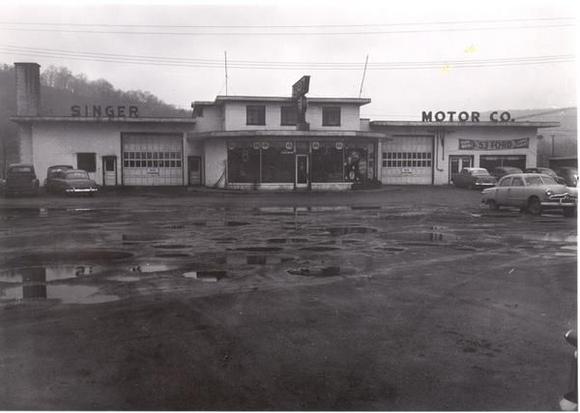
481,173,577,217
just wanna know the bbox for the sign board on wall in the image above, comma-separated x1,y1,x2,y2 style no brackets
458,138,529,151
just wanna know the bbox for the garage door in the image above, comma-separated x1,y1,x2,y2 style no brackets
122,133,183,186
381,136,433,184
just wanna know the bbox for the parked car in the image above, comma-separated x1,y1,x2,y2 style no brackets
554,167,578,187
560,330,577,411
481,173,577,217
490,166,523,180
0,163,39,197
44,164,73,187
524,167,567,185
45,169,98,196
451,167,497,189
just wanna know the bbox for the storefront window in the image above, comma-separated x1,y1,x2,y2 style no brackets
262,141,294,183
344,143,374,183
227,142,260,183
311,141,343,182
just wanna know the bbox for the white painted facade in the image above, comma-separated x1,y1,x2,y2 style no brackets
21,120,195,186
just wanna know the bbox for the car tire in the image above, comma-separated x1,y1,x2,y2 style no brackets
488,200,499,210
563,207,577,218
527,197,542,216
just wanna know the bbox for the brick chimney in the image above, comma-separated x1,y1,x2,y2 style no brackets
15,62,41,116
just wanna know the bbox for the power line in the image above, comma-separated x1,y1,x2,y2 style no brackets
0,16,573,29
0,23,573,36
0,44,574,69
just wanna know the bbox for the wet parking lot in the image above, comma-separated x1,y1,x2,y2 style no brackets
0,187,576,410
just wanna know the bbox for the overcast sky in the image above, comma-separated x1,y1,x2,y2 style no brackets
0,0,576,119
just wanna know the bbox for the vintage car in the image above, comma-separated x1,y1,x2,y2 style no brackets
554,167,579,187
490,166,523,180
481,173,577,217
45,169,98,196
1,163,39,197
44,165,74,187
524,167,567,185
451,167,497,189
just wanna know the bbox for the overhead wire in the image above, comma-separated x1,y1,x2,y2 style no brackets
0,44,574,70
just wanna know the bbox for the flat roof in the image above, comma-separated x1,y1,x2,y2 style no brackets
188,130,385,140
370,120,560,128
11,116,196,124
192,95,371,107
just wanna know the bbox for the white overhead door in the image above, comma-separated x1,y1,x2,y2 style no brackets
122,133,183,186
381,136,434,185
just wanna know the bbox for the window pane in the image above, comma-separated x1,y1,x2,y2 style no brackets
312,142,343,182
281,105,297,126
262,142,294,183
247,105,266,125
322,106,341,126
227,143,260,183
77,153,96,172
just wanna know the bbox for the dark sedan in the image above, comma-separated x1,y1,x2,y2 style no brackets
451,167,497,189
44,165,73,188
491,166,523,180
46,169,98,196
1,164,39,197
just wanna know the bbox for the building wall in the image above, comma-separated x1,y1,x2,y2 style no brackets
222,102,362,131
375,125,539,185
31,122,192,186
194,106,224,132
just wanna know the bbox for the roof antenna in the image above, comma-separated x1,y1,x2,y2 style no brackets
358,54,369,98
224,51,229,96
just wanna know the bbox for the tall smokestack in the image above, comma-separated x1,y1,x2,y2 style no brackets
15,62,41,117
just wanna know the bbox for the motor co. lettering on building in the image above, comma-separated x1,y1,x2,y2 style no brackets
422,111,513,122
458,138,530,151
71,105,139,118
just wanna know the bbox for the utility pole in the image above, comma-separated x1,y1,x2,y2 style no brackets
224,51,229,96
358,54,369,98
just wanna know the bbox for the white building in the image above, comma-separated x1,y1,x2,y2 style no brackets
11,62,558,190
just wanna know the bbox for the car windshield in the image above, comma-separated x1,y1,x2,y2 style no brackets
540,176,557,185
9,166,33,173
66,172,89,179
470,169,489,176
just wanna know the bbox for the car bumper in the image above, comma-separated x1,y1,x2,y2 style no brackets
542,194,576,207
474,182,496,187
65,188,98,193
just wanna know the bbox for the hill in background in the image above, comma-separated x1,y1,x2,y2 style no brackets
0,64,190,172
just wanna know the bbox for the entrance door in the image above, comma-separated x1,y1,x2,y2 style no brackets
102,156,117,186
188,156,202,186
449,155,473,183
296,155,309,188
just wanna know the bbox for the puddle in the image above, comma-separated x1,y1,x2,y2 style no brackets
350,206,382,210
226,221,250,227
130,263,180,273
300,246,342,251
267,238,309,244
375,247,406,252
0,265,102,283
155,253,190,258
153,244,190,249
555,252,576,257
183,270,226,282
106,275,141,282
235,247,283,252
9,251,133,266
122,234,166,242
0,284,118,304
288,266,341,277
324,227,378,236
